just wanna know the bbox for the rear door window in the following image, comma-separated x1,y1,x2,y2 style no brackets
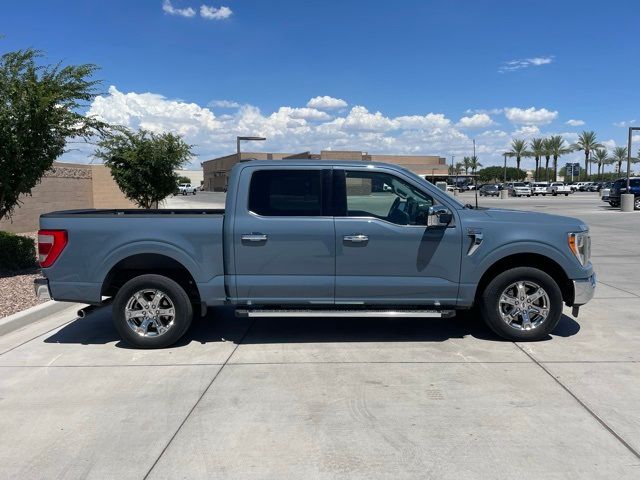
249,170,322,216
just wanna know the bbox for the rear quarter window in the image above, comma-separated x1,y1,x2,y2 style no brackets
248,170,322,216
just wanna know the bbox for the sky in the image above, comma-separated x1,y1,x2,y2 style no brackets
2,0,639,170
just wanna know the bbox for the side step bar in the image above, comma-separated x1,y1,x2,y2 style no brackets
236,309,456,318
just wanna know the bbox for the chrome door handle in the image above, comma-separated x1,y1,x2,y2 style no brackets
241,233,268,242
343,234,369,243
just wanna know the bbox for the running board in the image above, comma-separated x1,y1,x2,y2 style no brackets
236,309,456,318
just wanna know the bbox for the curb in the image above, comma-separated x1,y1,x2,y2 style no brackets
0,301,82,337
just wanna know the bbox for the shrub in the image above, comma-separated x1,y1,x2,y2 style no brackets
0,231,37,272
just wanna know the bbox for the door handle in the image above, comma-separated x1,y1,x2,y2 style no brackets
343,234,369,243
241,233,268,242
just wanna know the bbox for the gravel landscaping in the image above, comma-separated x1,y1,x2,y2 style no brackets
0,232,45,318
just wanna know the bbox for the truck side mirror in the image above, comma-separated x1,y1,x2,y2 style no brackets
427,205,452,227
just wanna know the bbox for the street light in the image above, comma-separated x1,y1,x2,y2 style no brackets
237,136,266,160
622,127,640,211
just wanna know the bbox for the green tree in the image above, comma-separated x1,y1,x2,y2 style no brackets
468,155,482,174
477,166,526,182
506,139,528,171
454,162,464,175
542,137,553,182
462,156,471,175
95,128,194,209
573,131,603,181
612,146,628,175
0,48,104,220
176,175,192,184
547,135,573,182
592,149,610,179
528,138,545,182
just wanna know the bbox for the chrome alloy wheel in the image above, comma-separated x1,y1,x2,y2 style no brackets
124,289,176,337
498,281,550,331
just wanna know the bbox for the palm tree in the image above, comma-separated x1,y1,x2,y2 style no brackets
592,149,610,180
612,146,628,176
506,139,528,172
573,131,603,181
529,138,545,182
547,135,573,182
542,137,553,182
448,163,456,175
462,156,472,175
454,162,464,175
468,155,482,174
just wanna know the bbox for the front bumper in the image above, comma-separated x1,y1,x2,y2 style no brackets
34,278,52,301
573,273,596,306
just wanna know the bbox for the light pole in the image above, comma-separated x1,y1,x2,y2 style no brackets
501,153,508,199
237,136,266,160
622,127,640,212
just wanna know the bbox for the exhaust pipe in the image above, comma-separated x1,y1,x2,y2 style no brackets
77,298,113,318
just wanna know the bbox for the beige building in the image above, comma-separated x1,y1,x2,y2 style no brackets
202,150,448,191
0,162,135,234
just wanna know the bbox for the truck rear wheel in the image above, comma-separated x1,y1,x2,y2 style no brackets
112,274,193,348
479,267,562,341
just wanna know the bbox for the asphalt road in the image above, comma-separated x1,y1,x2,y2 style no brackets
1,192,639,479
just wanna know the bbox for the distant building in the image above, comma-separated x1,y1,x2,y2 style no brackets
201,150,448,191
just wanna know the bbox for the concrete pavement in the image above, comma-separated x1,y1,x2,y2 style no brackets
1,192,639,479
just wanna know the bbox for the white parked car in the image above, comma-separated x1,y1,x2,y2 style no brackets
547,182,572,196
177,183,197,195
532,182,549,196
506,182,532,197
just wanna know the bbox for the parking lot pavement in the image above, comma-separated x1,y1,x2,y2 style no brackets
1,192,640,479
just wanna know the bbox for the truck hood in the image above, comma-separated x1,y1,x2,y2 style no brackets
483,208,587,230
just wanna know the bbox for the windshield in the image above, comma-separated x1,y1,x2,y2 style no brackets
513,182,526,187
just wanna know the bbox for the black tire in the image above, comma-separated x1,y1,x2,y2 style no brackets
479,267,563,341
112,274,193,348
552,191,557,196
635,197,640,210
564,193,569,196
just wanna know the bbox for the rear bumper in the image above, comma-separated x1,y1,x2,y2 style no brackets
573,273,596,306
34,278,51,301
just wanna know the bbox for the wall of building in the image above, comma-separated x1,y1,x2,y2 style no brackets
0,163,136,234
175,169,204,186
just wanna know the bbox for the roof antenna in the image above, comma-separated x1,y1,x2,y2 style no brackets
474,139,479,209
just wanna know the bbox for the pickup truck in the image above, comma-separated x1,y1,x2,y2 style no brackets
547,182,572,196
35,160,596,348
175,183,198,195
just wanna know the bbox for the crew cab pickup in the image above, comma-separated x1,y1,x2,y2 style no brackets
35,160,596,348
176,183,197,195
547,182,572,196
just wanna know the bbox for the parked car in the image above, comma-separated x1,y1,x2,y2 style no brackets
35,160,595,347
575,182,593,192
532,182,549,196
607,178,640,209
587,182,603,192
547,182,572,196
177,183,198,195
506,182,532,197
479,184,500,197
600,182,613,202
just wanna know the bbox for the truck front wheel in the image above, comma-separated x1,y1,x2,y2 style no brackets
479,267,562,341
112,274,193,348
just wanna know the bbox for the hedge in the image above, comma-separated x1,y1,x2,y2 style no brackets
0,231,37,272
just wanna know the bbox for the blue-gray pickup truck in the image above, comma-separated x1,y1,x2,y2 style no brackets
35,160,596,348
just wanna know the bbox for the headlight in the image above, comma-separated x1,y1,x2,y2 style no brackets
568,232,591,266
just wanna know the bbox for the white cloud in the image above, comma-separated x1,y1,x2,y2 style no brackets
465,108,503,115
162,0,196,18
457,113,495,129
306,96,348,110
504,107,558,125
200,4,232,20
208,99,240,108
614,120,637,128
75,85,575,169
499,56,554,73
565,119,585,126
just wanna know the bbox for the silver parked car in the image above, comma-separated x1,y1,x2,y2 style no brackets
507,182,532,197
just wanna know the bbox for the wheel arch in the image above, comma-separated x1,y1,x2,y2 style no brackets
474,253,573,306
101,253,201,305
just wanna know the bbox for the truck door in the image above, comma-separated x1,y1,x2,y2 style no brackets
231,167,335,304
333,168,462,305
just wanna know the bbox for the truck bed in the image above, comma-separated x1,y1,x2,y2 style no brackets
41,208,225,217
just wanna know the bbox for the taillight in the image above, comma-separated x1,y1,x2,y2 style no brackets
38,230,68,268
